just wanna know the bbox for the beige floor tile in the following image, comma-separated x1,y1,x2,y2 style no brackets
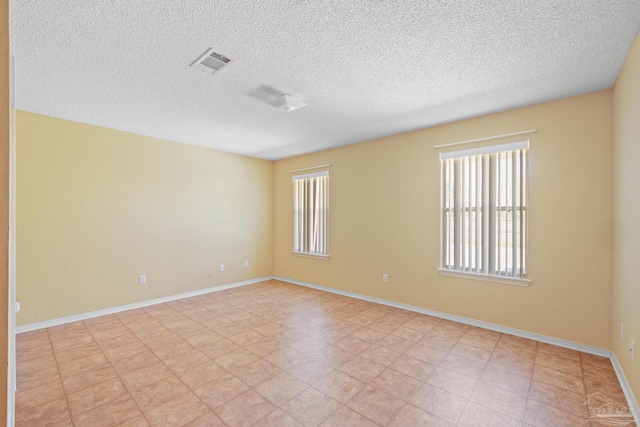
390,325,425,342
229,358,282,387
534,351,583,377
253,408,304,427
370,367,423,401
457,401,522,427
346,384,406,426
334,335,371,354
410,383,467,425
120,362,174,392
54,341,103,365
500,334,538,351
338,355,386,383
61,363,119,394
351,327,387,344
458,331,499,351
469,381,527,420
390,354,436,382
214,347,260,370
405,342,448,365
439,353,486,379
163,347,210,374
281,388,342,427
389,404,454,427
487,348,535,378
581,352,614,370
359,344,402,366
67,377,129,416
57,351,109,378
216,389,277,427
375,334,415,353
17,350,58,377
255,371,309,406
194,372,250,408
479,364,531,396
72,394,142,427
450,341,493,364
102,340,148,362
183,411,226,427
245,337,285,357
15,281,633,427
144,391,209,427
16,364,59,390
15,397,71,427
287,357,335,384
110,350,161,376
465,325,502,340
264,346,309,369
314,370,365,403
17,341,54,362
528,380,588,417
532,365,585,395
524,399,587,427
312,345,356,369
132,375,191,412
51,334,96,356
320,405,379,427
536,342,581,361
427,366,478,399
117,415,151,427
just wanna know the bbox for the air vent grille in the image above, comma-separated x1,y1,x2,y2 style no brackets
191,48,231,74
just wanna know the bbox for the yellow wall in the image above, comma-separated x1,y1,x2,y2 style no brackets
613,35,640,401
274,90,614,349
16,112,273,325
0,0,10,420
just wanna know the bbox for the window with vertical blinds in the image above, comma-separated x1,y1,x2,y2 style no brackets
439,141,529,284
292,171,329,257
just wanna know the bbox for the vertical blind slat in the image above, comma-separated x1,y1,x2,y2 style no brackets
292,174,329,256
441,148,527,279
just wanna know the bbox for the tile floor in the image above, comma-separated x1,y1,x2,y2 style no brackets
15,279,636,426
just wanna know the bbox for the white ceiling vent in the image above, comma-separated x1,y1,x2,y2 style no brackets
190,48,231,74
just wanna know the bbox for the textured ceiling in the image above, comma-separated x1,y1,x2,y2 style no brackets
10,1,640,160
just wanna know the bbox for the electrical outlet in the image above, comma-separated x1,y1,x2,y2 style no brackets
220,264,225,272
382,274,389,283
621,322,624,339
631,340,635,360
139,275,146,285
244,260,249,268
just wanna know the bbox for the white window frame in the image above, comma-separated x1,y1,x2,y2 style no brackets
292,170,329,259
439,141,530,286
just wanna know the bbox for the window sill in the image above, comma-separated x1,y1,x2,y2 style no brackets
291,251,330,260
438,268,531,287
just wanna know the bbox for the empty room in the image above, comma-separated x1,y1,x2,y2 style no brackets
4,1,640,426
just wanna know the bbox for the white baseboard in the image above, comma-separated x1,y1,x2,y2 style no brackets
16,276,274,334
276,275,639,414
610,353,640,423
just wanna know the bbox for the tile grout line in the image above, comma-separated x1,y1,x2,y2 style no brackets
83,316,154,426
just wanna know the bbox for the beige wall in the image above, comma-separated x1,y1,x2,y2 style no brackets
16,112,273,325
613,35,640,401
0,0,9,420
274,90,614,349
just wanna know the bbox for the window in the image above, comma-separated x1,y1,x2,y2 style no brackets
292,170,329,257
440,141,529,284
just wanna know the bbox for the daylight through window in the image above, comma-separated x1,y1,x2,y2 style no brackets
292,170,329,257
440,141,528,282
